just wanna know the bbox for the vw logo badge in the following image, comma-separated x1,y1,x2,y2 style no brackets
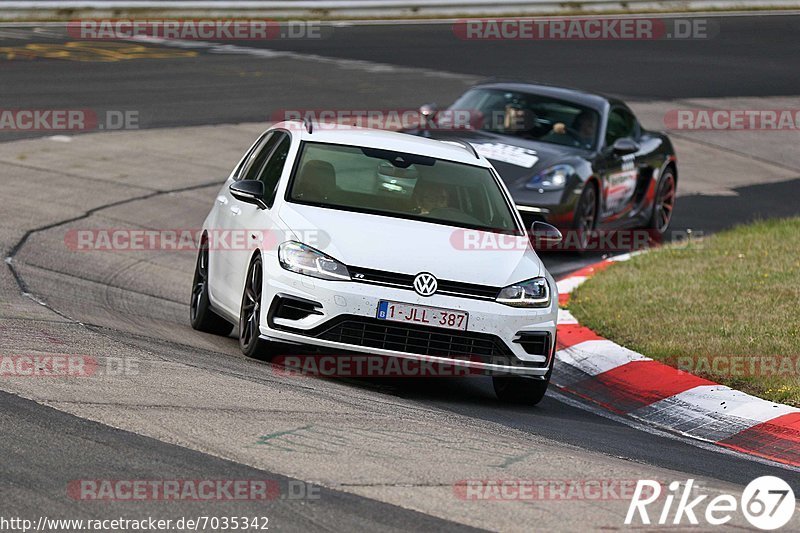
413,272,438,297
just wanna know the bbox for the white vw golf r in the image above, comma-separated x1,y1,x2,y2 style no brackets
190,121,561,404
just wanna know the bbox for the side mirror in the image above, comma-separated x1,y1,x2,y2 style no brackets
230,180,267,209
530,221,563,245
612,137,639,155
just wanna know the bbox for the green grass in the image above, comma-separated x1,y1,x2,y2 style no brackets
569,217,800,406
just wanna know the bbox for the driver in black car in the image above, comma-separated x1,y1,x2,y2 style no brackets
546,110,597,148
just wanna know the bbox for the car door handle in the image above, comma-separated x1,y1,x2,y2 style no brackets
216,195,228,205
230,206,242,216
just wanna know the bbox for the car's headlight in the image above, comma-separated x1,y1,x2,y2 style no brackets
496,277,550,308
278,241,350,281
525,164,574,191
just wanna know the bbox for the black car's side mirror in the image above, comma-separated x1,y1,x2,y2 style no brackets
611,137,640,155
230,180,267,209
530,221,563,245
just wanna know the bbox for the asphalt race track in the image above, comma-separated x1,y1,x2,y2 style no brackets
1,13,800,531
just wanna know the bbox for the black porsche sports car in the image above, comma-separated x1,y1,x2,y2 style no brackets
405,83,677,249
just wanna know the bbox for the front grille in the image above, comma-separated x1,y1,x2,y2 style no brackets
350,266,414,287
348,266,500,300
437,279,499,299
271,314,548,368
314,316,517,363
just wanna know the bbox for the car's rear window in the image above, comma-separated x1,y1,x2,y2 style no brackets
287,142,521,233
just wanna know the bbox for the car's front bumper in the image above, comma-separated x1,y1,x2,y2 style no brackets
257,253,558,377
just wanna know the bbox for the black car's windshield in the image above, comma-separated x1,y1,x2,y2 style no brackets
449,88,600,150
287,142,521,233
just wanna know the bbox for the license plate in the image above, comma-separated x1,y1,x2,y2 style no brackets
376,300,468,331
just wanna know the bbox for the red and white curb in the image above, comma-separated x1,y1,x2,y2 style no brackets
554,254,800,468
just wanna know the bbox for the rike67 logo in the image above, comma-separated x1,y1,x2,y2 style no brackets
626,477,796,530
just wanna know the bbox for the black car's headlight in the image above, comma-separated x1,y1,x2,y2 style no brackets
525,164,574,191
278,241,350,281
496,277,550,308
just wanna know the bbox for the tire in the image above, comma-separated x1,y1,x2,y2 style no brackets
572,181,598,251
493,335,555,405
238,254,279,359
647,167,677,236
492,372,551,405
190,239,234,336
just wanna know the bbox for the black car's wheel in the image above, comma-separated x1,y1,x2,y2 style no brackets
190,240,233,336
648,167,676,235
572,181,598,250
239,255,278,359
493,371,551,405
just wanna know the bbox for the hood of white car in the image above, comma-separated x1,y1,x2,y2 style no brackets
278,202,542,287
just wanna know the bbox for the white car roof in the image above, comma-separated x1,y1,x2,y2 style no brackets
272,121,492,167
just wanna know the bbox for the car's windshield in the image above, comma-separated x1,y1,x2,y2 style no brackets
287,142,521,233
449,88,600,150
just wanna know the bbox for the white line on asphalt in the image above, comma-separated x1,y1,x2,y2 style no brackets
129,35,479,81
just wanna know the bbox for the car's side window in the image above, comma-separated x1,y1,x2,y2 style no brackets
605,108,639,147
251,132,292,207
239,133,279,182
